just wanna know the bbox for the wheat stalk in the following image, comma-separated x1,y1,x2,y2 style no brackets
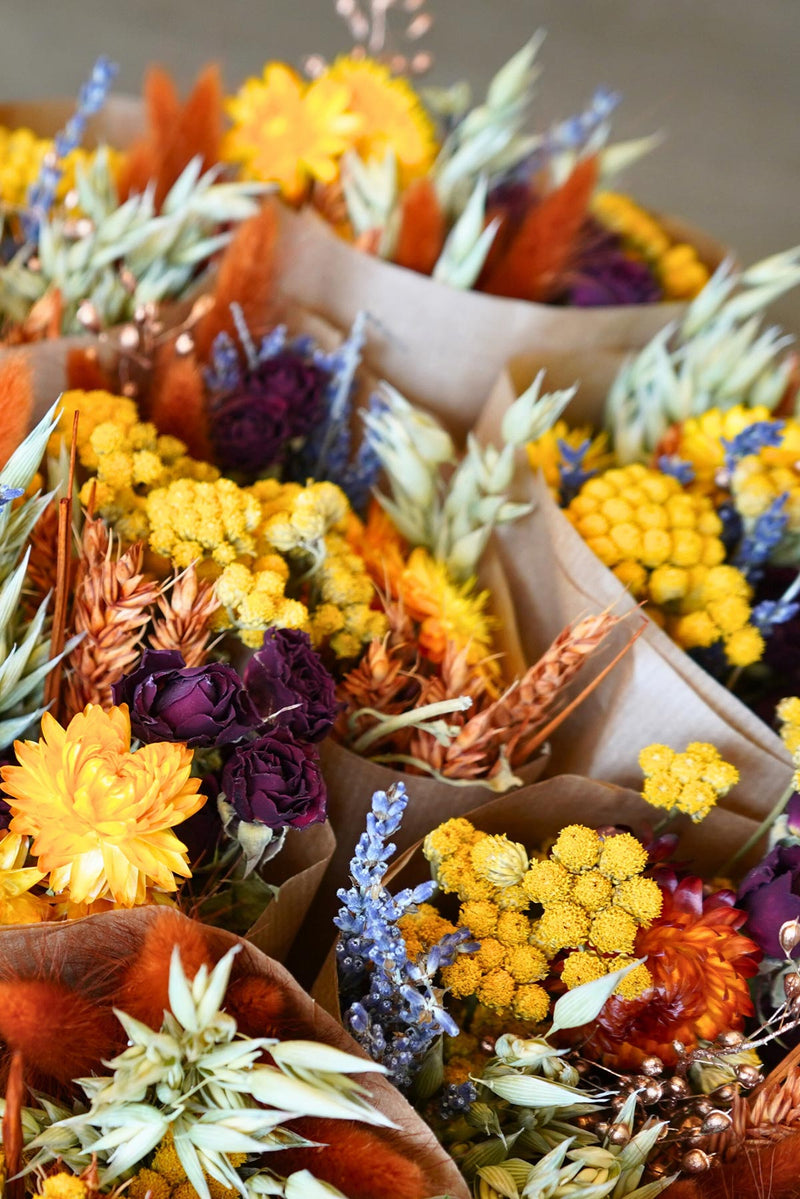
62,517,160,718
148,563,220,667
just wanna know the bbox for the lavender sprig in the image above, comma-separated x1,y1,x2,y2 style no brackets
656,454,696,487
335,783,475,1091
734,493,789,581
23,56,118,242
722,420,785,472
558,438,597,503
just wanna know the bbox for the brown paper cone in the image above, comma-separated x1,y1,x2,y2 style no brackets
313,771,766,1022
0,96,144,149
473,368,793,812
0,906,469,1199
273,204,725,442
244,819,336,963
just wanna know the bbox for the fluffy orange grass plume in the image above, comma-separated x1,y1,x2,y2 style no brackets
0,978,120,1087
65,346,114,392
2,1051,24,1199
192,203,278,365
117,64,223,210
278,1119,428,1199
0,356,33,469
481,155,598,302
393,178,446,276
224,975,297,1040
115,908,214,1030
148,344,212,459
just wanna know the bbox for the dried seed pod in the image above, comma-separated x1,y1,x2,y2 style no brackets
666,1076,689,1098
682,1149,712,1173
641,1056,664,1077
701,1110,732,1135
735,1064,762,1088
606,1123,631,1146
710,1083,738,1105
716,1030,744,1049
779,918,800,958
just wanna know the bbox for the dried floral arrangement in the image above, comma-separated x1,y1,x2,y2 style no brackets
330,711,800,1197
525,247,800,734
223,31,711,307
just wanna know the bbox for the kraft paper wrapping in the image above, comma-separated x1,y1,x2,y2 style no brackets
245,818,336,963
312,771,765,1022
0,906,469,1199
273,203,726,441
473,368,793,810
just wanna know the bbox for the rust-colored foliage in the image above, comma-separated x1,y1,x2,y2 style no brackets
224,975,296,1039
0,978,119,1086
0,356,33,469
148,344,212,459
192,203,278,365
393,178,447,276
277,1119,428,1199
114,909,214,1029
481,156,598,302
117,64,223,210
65,346,114,392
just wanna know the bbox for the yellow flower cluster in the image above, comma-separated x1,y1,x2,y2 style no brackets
526,420,612,501
127,1130,245,1199
675,405,774,494
567,464,763,666
0,125,120,210
398,901,460,962
592,190,710,299
425,818,660,1019
732,443,800,557
32,1176,110,1199
223,55,435,201
0,830,48,924
53,390,219,544
639,741,739,822
148,478,262,571
777,696,800,791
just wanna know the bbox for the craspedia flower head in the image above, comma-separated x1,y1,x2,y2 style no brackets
551,825,602,872
610,957,653,1000
424,817,480,871
442,954,483,999
1,705,203,907
598,832,647,882
471,832,530,888
496,910,533,947
476,966,516,1011
460,899,499,939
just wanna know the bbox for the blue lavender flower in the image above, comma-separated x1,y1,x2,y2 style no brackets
734,493,789,581
656,454,696,487
0,485,24,507
24,56,118,242
440,1080,478,1119
722,421,785,471
752,596,800,636
335,783,476,1091
558,438,596,503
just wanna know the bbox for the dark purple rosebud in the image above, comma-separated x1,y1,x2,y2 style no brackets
112,649,261,748
788,793,800,839
210,387,291,476
737,844,800,959
179,775,224,866
244,627,338,742
0,793,10,831
254,349,330,439
221,729,327,831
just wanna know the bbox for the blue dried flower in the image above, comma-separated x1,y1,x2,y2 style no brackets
734,493,789,581
722,421,785,470
657,454,696,487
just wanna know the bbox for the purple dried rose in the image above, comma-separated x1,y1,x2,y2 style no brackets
0,793,10,832
112,649,261,748
222,729,327,831
244,627,338,742
737,831,800,960
210,349,329,475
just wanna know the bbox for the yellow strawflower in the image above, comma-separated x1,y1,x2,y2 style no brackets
0,830,49,924
1,705,204,907
639,740,739,822
323,56,437,180
396,546,497,673
223,62,362,200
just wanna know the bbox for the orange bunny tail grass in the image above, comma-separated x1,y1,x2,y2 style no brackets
116,64,180,202
0,978,119,1087
277,1119,428,1199
66,346,114,393
115,910,214,1030
393,178,446,276
2,1050,24,1199
224,975,299,1039
148,345,212,460
0,356,33,469
192,204,278,364
481,155,598,302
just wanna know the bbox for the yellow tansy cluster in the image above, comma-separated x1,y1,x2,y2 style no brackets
0,125,119,210
566,464,763,666
777,696,800,790
526,420,611,500
425,818,660,1020
32,1176,111,1199
148,478,261,571
127,1131,245,1199
731,438,800,563
592,191,709,299
639,741,739,822
675,405,774,495
223,55,435,201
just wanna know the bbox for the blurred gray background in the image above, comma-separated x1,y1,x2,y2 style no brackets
3,0,799,323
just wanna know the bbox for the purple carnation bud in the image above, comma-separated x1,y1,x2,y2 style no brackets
221,729,327,832
244,627,339,742
737,843,800,959
112,649,261,748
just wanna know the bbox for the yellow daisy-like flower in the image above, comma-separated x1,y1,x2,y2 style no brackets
1,705,204,907
223,62,361,200
0,830,49,924
398,546,497,672
323,55,437,180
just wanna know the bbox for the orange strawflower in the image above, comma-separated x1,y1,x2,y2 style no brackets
1,705,203,907
0,831,49,924
581,874,761,1069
